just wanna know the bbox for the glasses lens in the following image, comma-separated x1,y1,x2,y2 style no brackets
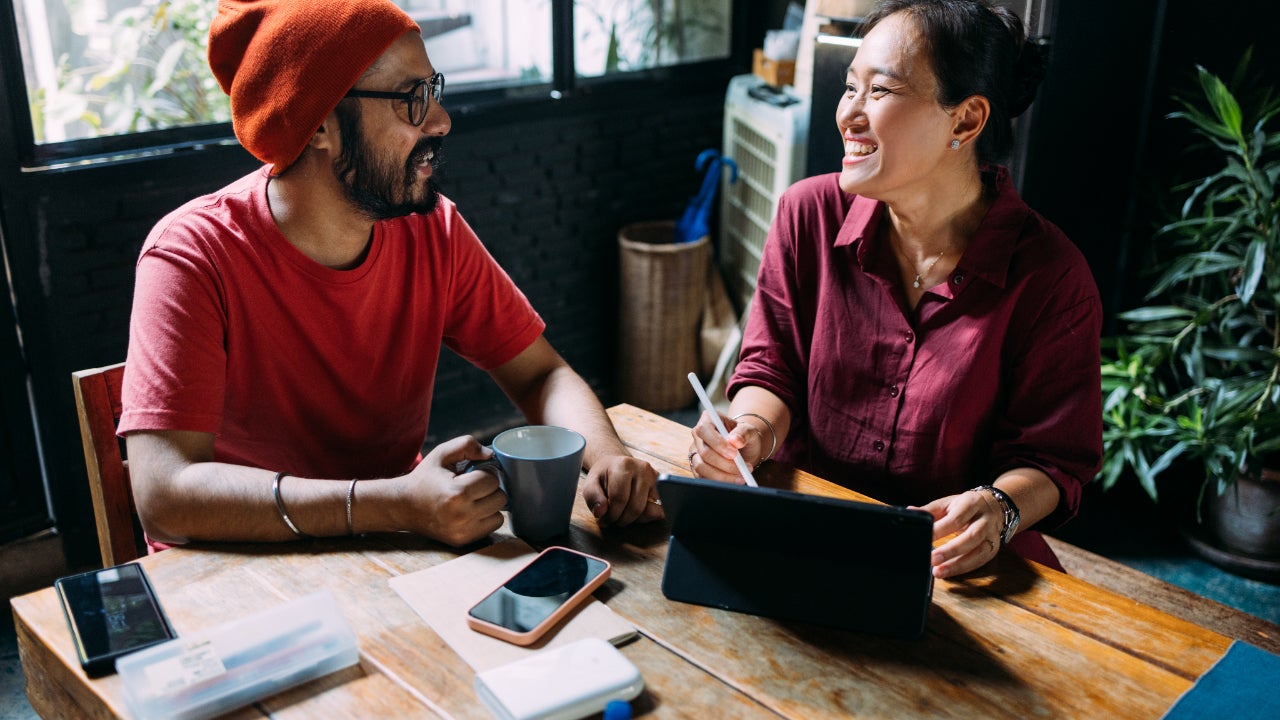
431,73,445,103
409,81,428,125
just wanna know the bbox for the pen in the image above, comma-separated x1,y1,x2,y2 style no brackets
686,372,758,487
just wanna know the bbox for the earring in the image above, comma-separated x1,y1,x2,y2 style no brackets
950,139,961,150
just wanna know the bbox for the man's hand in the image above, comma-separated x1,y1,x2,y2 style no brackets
582,455,663,526
399,436,507,546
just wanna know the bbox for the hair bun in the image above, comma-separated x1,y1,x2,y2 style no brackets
1010,36,1051,117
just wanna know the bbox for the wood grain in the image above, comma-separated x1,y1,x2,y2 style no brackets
9,405,1258,719
606,404,1239,717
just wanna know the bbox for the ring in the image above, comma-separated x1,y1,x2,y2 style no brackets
687,451,696,471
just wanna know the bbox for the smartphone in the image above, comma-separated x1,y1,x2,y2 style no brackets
55,563,177,677
466,547,611,646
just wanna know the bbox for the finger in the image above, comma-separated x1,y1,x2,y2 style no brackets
640,498,665,522
931,526,998,578
692,435,741,481
927,494,983,541
615,474,651,525
455,468,503,500
451,511,506,547
478,485,508,515
601,461,654,525
689,443,740,483
603,471,633,524
582,468,609,518
725,418,755,452
928,503,965,541
693,414,738,459
433,435,490,466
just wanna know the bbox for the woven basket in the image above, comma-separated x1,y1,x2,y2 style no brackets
617,222,710,412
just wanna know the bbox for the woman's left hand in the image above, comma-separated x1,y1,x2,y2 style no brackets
915,489,1005,579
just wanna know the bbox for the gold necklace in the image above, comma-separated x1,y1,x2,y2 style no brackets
912,247,947,289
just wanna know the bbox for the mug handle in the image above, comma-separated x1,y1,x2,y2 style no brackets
460,456,508,509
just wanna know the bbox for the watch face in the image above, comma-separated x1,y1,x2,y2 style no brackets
1002,516,1019,545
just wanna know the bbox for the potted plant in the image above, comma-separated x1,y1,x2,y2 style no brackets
1098,56,1280,579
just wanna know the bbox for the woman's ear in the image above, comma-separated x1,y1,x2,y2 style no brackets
950,95,990,149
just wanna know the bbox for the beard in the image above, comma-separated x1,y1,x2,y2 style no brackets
332,101,445,220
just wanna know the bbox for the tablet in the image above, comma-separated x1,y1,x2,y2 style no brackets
655,474,936,638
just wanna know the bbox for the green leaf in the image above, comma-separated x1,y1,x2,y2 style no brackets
1148,441,1188,479
1198,65,1244,143
1200,345,1275,363
1117,306,1195,323
1237,238,1266,304
146,40,187,97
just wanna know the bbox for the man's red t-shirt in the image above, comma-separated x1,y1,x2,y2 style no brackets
119,167,544,482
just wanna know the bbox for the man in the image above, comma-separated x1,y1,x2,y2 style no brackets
119,0,660,549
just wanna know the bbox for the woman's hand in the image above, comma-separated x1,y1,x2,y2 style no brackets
687,411,767,483
916,488,1005,579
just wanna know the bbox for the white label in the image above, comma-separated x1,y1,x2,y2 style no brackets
143,640,227,694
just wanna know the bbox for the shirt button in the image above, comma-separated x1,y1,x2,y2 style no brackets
904,331,915,344
873,440,885,452
953,272,965,284
888,384,900,397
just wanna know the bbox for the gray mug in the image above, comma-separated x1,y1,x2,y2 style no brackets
466,425,586,542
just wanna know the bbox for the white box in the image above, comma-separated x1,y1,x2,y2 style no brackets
474,637,643,720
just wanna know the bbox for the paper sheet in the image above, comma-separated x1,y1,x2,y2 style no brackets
389,538,637,672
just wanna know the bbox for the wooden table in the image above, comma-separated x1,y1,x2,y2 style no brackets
11,404,1278,718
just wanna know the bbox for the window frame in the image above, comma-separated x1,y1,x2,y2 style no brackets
2,0,750,171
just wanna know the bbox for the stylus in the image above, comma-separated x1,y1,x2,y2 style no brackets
687,372,758,487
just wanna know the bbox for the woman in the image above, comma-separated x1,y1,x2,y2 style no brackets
689,0,1102,579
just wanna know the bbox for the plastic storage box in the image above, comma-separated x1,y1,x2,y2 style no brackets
116,590,360,720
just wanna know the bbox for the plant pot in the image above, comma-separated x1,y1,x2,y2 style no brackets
1184,467,1280,582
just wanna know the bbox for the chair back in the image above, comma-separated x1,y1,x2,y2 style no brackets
72,362,142,566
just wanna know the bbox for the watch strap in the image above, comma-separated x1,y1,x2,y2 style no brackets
972,485,1020,546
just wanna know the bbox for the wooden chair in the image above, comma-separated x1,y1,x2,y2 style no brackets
72,362,143,566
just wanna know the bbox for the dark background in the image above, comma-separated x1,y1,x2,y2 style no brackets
1,0,1277,567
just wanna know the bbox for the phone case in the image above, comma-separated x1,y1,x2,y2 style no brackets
55,563,177,677
466,547,611,646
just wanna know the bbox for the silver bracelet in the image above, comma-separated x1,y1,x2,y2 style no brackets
345,478,358,536
272,471,311,538
732,412,777,465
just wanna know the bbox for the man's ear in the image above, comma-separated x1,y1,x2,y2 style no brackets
309,111,341,155
950,94,990,148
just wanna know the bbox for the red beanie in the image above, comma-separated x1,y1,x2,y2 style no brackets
208,0,420,172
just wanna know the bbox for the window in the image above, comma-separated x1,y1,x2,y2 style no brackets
574,0,730,78
9,0,732,161
412,1,553,91
15,0,228,144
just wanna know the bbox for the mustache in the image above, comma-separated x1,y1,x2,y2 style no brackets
409,136,445,169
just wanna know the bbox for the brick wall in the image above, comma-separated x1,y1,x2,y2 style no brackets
430,94,726,445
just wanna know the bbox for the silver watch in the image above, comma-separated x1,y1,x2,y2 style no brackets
973,485,1020,546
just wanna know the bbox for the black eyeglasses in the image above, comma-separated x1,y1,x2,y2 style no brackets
344,73,445,126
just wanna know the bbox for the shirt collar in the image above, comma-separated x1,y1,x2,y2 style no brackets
835,166,1030,289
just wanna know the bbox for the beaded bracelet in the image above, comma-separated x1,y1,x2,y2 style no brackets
731,412,777,465
272,471,311,538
